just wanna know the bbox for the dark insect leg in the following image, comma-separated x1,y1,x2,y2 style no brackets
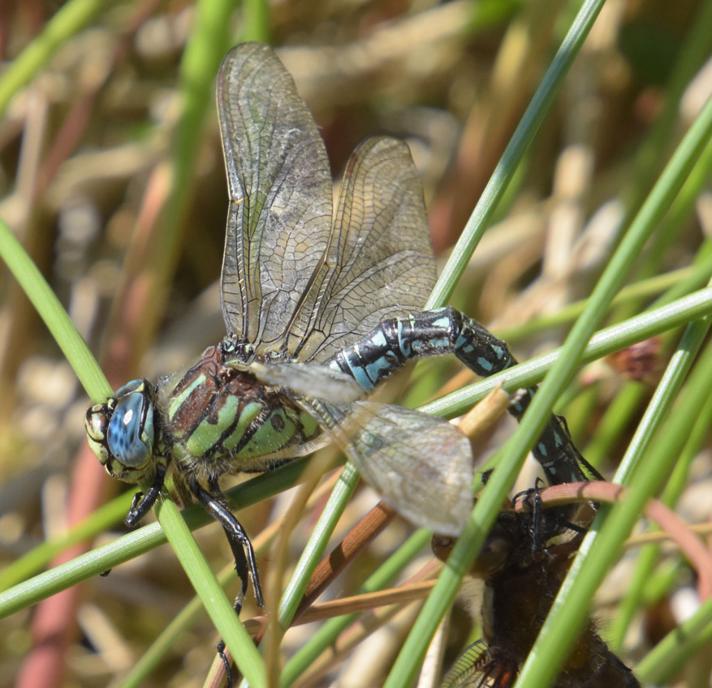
331,306,593,488
512,483,546,555
188,478,260,688
187,476,265,609
217,640,233,688
125,464,167,528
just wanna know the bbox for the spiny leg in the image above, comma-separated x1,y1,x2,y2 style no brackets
510,480,584,556
331,306,595,487
187,475,264,610
188,477,263,688
125,464,167,528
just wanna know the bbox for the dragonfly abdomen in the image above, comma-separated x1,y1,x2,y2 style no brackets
331,306,594,486
331,306,514,391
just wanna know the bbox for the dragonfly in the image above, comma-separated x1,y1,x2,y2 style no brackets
433,510,640,688
84,42,594,611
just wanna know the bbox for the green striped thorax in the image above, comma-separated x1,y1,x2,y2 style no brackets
84,338,320,488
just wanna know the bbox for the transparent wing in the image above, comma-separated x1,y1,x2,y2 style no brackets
442,640,515,688
247,361,364,405
217,43,333,349
441,640,490,688
300,399,474,536
287,137,437,362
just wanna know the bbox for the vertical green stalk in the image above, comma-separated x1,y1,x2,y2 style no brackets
517,341,712,686
622,0,712,217
426,0,607,309
607,391,712,650
585,135,712,467
156,499,266,688
280,531,431,686
240,0,271,42
0,220,110,400
137,0,234,354
636,600,712,683
513,98,712,687
0,0,111,116
278,465,360,627
385,1,608,684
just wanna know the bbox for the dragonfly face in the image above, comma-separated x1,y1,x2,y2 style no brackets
85,379,157,484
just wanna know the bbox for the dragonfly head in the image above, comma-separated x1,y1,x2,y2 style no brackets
85,379,158,484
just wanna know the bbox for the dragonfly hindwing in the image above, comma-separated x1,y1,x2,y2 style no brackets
298,398,474,536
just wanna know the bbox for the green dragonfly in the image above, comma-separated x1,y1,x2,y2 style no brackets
85,43,592,610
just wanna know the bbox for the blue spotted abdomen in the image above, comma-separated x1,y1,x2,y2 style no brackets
329,306,592,487
330,307,513,392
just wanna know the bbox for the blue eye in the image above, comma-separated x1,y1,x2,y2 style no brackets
106,380,154,467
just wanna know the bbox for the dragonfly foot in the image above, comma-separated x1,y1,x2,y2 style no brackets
125,465,166,528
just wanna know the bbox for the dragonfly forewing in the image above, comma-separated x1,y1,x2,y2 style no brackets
217,43,333,351
218,47,438,366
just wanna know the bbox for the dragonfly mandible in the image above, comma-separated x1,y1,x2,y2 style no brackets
84,43,594,610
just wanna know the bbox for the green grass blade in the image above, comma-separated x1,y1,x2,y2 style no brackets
608,390,712,650
240,0,271,42
542,342,712,686
0,491,134,591
513,96,712,688
281,530,431,686
1,286,709,621
278,464,360,627
0,219,111,400
426,0,607,308
614,313,711,484
156,499,266,688
423,287,712,418
0,458,308,619
499,262,712,343
119,569,231,688
623,0,712,214
388,92,712,688
593,301,712,650
0,0,111,117
275,287,712,670
636,600,712,683
131,0,234,355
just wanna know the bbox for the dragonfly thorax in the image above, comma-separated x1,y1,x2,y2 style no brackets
155,342,319,480
85,378,158,485
219,335,256,366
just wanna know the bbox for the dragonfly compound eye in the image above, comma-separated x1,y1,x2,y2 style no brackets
84,399,115,466
85,379,156,482
105,379,156,470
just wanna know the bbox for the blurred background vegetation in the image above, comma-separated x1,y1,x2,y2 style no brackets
0,0,711,686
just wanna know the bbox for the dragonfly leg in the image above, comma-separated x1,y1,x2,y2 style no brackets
216,639,233,688
187,476,265,610
125,464,167,528
331,306,593,486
